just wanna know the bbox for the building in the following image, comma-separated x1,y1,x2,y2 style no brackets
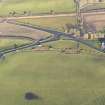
80,0,105,6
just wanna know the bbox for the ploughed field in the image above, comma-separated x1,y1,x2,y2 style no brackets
84,13,105,31
0,22,49,39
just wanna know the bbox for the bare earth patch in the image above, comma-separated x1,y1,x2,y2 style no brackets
84,14,105,31
0,22,49,39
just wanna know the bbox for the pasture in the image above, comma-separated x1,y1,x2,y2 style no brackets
0,0,75,16
0,39,30,48
0,38,104,105
17,16,76,31
0,45,105,105
0,0,105,16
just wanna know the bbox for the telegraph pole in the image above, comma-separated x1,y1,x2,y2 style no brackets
74,0,83,37
74,0,84,53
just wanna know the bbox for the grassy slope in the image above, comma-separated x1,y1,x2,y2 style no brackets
0,39,31,48
1,0,105,16
0,50,105,105
0,40,104,105
43,40,100,49
17,16,75,31
43,40,76,48
0,0,75,16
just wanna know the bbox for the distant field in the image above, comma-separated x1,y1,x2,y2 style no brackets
0,39,31,48
0,0,75,16
0,0,105,16
43,40,100,50
17,16,75,31
0,22,50,39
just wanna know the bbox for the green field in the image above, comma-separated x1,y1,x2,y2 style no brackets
0,0,75,16
1,0,105,16
0,49,105,105
17,16,75,31
0,40,104,105
0,39,31,48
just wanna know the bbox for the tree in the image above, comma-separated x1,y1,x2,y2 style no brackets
12,11,16,16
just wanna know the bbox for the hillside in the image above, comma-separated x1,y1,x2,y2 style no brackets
0,49,105,105
0,0,75,16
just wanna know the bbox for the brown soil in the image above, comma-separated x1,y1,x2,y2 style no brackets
0,22,49,40
83,13,105,31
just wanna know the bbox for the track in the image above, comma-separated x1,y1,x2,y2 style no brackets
0,35,56,55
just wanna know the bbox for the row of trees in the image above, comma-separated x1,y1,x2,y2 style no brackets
9,10,55,16
9,11,31,16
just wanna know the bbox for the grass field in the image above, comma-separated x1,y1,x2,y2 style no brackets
0,39,31,48
0,0,75,16
0,48,105,105
0,0,105,16
0,40,104,105
17,16,75,31
43,39,100,49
